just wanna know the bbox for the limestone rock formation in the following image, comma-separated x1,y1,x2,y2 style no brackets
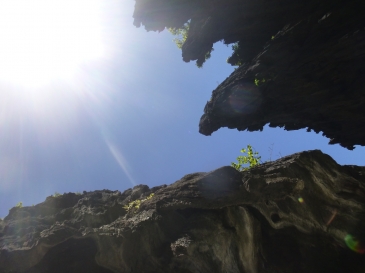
1,150,365,272
133,0,365,149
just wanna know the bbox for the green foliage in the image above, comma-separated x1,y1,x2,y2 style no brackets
254,78,266,86
168,22,212,68
53,192,62,197
231,145,262,171
123,193,154,213
196,48,213,68
226,42,244,66
168,22,189,49
15,202,23,208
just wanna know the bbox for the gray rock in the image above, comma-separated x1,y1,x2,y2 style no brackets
133,0,365,149
1,150,364,272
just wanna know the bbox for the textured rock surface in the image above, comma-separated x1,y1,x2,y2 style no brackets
1,150,365,272
133,0,365,149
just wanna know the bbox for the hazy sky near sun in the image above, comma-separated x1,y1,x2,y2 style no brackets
0,0,364,218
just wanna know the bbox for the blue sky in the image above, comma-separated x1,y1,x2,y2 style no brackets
0,0,364,218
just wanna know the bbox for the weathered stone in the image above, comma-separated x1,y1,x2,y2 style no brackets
133,0,365,149
1,150,364,272
199,3,365,150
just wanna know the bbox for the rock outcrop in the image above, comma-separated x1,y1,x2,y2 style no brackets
133,0,365,149
1,150,365,272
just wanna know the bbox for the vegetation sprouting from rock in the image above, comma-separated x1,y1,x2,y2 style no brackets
168,22,213,68
231,145,261,171
123,193,154,212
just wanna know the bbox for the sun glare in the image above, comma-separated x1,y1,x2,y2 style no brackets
0,0,105,88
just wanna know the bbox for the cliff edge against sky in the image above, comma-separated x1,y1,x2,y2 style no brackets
133,0,365,149
0,1,364,272
1,151,365,272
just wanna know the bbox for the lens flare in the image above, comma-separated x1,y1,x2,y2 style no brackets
344,234,365,254
105,139,136,186
326,209,337,226
228,82,262,114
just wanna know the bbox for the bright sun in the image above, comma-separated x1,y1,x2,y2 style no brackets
0,0,105,88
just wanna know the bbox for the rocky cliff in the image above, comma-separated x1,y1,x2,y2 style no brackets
1,150,364,273
133,0,365,149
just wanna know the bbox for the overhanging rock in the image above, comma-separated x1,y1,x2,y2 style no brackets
133,0,365,149
199,5,365,149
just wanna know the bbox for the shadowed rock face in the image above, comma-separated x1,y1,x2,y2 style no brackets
133,0,365,149
1,150,365,273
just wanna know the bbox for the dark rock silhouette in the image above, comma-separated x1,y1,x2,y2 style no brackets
133,0,365,149
1,150,364,272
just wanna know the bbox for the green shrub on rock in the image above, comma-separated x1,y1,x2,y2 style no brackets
231,145,261,171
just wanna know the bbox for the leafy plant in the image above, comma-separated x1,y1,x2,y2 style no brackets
254,78,266,86
168,22,213,68
53,192,62,197
168,22,189,49
15,202,23,208
226,42,243,66
124,193,154,212
231,145,262,171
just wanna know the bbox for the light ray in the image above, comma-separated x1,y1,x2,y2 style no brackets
105,140,136,186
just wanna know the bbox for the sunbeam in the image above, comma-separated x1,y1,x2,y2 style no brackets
105,140,136,186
